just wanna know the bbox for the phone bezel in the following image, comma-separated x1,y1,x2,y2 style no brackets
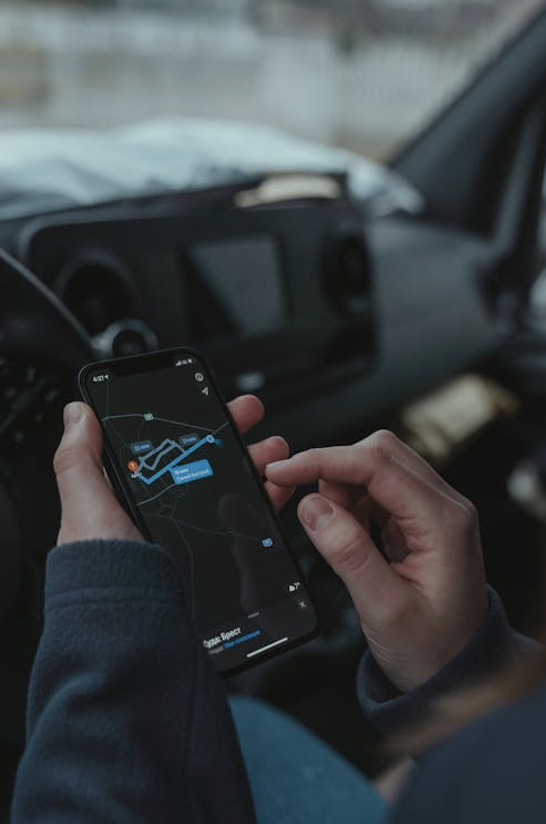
78,346,318,675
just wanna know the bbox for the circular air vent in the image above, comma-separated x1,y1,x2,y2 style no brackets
324,233,372,317
93,319,158,359
55,253,138,336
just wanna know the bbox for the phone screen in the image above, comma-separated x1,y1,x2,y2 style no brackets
80,349,317,673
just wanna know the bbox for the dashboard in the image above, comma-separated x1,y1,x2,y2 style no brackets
0,185,509,630
0,181,510,637
0,184,504,456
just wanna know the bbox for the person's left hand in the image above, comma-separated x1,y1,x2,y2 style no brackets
54,397,292,545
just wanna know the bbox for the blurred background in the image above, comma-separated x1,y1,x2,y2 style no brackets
0,0,542,160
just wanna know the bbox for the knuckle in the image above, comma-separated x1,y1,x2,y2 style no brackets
451,499,478,533
53,442,79,476
367,429,399,456
464,498,478,521
328,530,366,574
302,447,321,465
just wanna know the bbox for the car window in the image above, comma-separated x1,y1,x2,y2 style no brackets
0,0,543,161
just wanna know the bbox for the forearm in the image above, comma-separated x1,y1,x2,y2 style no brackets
12,540,256,824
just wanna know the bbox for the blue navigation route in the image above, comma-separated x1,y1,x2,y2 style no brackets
129,425,227,487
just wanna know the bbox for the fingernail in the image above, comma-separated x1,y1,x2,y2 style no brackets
300,496,334,532
63,402,83,429
266,459,287,472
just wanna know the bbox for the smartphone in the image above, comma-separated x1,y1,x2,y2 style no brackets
78,347,317,674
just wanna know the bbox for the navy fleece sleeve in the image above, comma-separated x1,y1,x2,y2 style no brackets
11,540,256,824
357,585,538,736
391,684,546,823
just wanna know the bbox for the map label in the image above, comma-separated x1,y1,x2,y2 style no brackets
170,459,213,485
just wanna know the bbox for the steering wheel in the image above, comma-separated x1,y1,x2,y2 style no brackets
0,250,93,617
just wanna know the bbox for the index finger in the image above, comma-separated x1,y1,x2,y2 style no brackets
266,438,456,531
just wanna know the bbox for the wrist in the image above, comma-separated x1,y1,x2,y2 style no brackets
357,585,518,737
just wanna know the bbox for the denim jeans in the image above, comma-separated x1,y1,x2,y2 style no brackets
230,697,389,824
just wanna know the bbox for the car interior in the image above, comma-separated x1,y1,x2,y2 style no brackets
3,0,546,811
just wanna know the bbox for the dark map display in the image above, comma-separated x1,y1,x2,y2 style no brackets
83,352,316,671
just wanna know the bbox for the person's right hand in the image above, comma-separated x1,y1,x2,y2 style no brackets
266,431,488,693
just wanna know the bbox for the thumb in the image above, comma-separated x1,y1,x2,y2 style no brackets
298,493,406,627
54,402,142,544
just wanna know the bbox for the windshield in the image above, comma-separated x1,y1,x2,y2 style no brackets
0,0,543,161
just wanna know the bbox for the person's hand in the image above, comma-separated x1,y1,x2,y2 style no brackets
266,430,488,692
54,397,292,545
